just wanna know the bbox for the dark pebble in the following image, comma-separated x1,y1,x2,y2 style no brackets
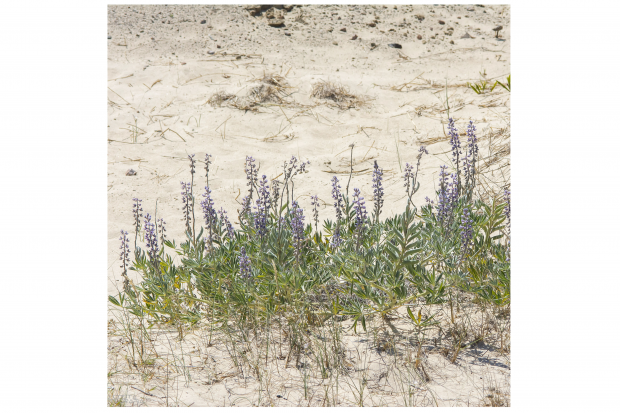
126,169,137,176
351,34,358,40
201,20,206,24
388,43,402,49
439,20,445,25
417,34,422,40
108,35,112,39
340,27,346,32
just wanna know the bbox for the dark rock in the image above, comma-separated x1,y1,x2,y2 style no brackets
125,169,137,176
340,27,346,32
108,35,112,39
367,22,376,27
388,43,402,49
438,20,445,25
284,31,291,36
351,34,358,40
200,20,206,24
417,34,423,40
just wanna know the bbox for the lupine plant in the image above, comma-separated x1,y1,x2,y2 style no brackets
110,120,510,390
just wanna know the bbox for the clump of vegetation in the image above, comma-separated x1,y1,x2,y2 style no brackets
109,120,510,406
311,80,370,110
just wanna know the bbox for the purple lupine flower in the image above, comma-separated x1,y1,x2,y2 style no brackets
132,197,143,248
404,146,429,207
271,180,280,210
239,195,252,226
310,195,320,231
201,187,217,249
462,121,479,197
219,208,235,240
437,165,451,225
181,181,193,234
157,218,167,247
253,175,271,237
244,156,259,199
119,229,131,291
119,230,130,276
459,207,473,260
448,118,461,195
290,200,305,263
353,188,368,235
331,176,344,222
188,154,196,176
144,213,159,265
238,246,252,279
372,160,384,222
330,227,343,250
204,153,213,186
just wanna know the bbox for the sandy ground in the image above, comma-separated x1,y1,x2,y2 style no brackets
108,4,510,407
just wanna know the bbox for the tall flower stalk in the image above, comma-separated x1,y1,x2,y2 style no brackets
330,176,345,249
310,195,320,232
238,246,252,279
462,121,479,201
254,175,271,238
201,186,217,252
188,154,197,242
372,160,384,223
204,153,212,187
157,218,166,248
352,188,368,250
403,146,429,209
181,181,193,237
144,213,159,267
459,207,473,261
132,197,143,250
219,208,235,240
119,230,131,291
448,118,462,196
290,200,305,264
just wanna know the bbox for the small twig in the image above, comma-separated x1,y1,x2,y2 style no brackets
130,386,163,398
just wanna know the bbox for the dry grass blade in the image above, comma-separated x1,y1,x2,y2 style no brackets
311,80,369,110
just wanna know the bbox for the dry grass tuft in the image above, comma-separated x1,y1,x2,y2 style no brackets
207,91,236,107
208,73,294,112
311,80,370,110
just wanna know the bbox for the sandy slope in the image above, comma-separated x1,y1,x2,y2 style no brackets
108,4,510,407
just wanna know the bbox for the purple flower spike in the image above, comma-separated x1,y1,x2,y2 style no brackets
253,175,271,237
219,208,235,240
290,200,306,263
238,246,252,279
331,176,344,222
353,187,368,234
181,181,193,234
143,213,159,265
372,160,384,222
157,218,167,247
132,198,143,247
310,195,320,231
448,118,462,195
244,156,259,199
201,186,217,250
459,207,473,260
188,154,196,176
119,230,130,275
